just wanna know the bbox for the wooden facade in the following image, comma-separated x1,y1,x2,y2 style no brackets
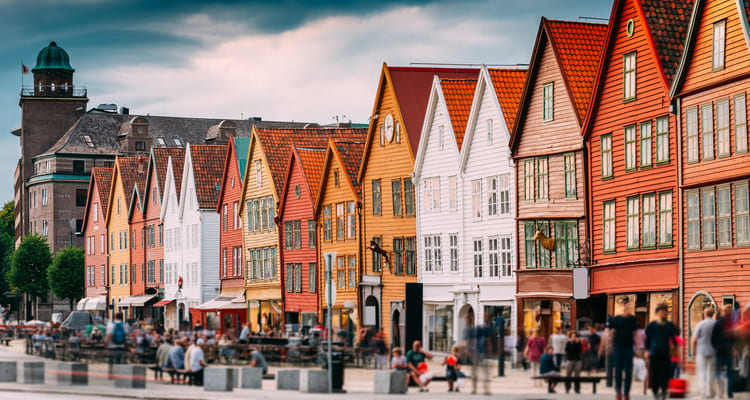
127,170,147,315
670,0,750,359
583,0,692,326
82,167,112,305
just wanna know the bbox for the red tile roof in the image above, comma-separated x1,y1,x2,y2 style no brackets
388,66,479,155
296,147,327,201
152,147,186,197
189,144,228,209
440,78,477,150
640,0,694,84
92,167,113,216
335,140,365,196
546,19,608,120
255,127,367,198
488,68,528,131
116,156,148,206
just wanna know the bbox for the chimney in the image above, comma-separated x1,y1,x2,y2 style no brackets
137,155,145,173
121,107,130,115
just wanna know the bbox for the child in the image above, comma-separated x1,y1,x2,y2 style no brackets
443,345,466,392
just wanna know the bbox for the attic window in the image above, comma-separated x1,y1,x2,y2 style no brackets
156,138,166,147
83,136,95,148
295,184,301,199
172,138,183,147
626,18,635,37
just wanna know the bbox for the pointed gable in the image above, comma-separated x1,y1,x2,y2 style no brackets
188,144,228,209
296,147,327,202
153,147,186,196
117,157,148,207
335,141,365,194
440,78,478,150
488,68,528,132
92,167,113,217
234,137,251,180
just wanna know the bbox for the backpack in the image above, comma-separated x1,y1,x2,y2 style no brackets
112,322,126,345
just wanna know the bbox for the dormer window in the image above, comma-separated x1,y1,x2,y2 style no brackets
255,160,262,187
172,138,182,147
155,138,166,147
713,20,726,71
334,170,340,187
135,141,146,151
83,136,95,148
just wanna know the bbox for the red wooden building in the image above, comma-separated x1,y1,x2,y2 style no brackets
669,0,750,357
278,145,327,330
583,0,693,324
81,167,112,314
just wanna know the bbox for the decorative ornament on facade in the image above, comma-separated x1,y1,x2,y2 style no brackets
177,275,183,291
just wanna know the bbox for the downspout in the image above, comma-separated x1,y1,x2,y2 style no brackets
675,97,684,333
357,198,363,331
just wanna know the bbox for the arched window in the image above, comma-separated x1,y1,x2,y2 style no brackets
687,291,716,357
50,82,56,92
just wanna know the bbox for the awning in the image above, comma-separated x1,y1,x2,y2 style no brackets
198,288,246,311
120,294,157,307
153,299,174,308
85,296,107,311
76,298,90,311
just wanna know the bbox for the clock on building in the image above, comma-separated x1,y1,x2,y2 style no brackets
384,113,394,142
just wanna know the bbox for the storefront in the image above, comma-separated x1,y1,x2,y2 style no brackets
249,299,282,335
197,288,247,335
608,291,677,329
519,298,575,340
424,304,453,353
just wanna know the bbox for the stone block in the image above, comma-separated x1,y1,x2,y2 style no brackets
203,367,234,392
231,367,239,388
300,369,328,393
23,361,44,384
240,367,263,389
374,370,407,395
0,361,17,382
56,362,87,386
113,365,146,389
276,369,299,391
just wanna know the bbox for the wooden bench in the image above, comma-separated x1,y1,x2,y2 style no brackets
532,375,606,394
0,337,12,346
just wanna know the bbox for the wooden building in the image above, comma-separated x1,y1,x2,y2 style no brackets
583,0,693,326
511,18,607,338
125,157,150,319
314,138,366,335
669,0,750,357
358,64,478,347
160,152,186,331
80,167,112,314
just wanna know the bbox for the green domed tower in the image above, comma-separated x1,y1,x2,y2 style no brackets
31,41,76,96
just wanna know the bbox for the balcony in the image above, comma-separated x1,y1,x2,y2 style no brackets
21,84,87,98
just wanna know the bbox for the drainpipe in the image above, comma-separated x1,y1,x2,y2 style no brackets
675,97,684,334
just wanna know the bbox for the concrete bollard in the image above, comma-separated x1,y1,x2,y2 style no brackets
300,369,328,393
240,367,264,389
56,362,88,386
231,367,239,388
0,361,17,383
276,369,300,391
204,367,234,392
374,370,408,394
113,365,146,389
23,361,44,384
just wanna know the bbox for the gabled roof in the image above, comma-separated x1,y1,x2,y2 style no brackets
151,147,186,198
215,136,249,212
440,78,478,150
117,157,148,208
187,144,227,209
511,18,606,152
314,138,366,212
278,145,327,219
234,137,251,179
488,68,528,135
81,167,112,232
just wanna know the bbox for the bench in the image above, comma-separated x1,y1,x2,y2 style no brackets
532,375,606,394
0,337,12,346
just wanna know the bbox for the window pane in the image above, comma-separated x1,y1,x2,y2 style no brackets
702,188,716,249
717,99,730,157
625,125,637,170
392,180,402,216
656,117,669,163
659,191,673,246
702,103,714,160
641,121,652,167
735,184,750,245
717,186,732,247
734,94,748,153
686,108,699,162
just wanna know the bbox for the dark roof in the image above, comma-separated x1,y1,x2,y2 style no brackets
39,110,312,157
116,157,148,207
641,0,694,85
189,145,227,209
92,167,113,216
335,140,365,197
152,147,186,196
440,78,477,151
171,148,187,200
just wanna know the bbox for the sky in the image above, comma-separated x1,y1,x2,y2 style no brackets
0,0,610,203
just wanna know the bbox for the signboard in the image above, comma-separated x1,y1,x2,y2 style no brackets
364,306,377,326
572,267,588,300
325,284,337,307
343,301,355,308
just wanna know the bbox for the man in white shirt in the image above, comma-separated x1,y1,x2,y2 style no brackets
188,338,207,385
549,327,568,369
692,307,717,399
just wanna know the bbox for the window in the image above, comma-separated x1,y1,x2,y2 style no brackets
536,157,548,200
132,229,136,250
428,177,440,212
423,235,441,272
702,188,716,249
285,264,294,292
284,221,293,249
488,237,499,277
255,160,262,186
538,221,551,267
73,160,85,173
371,180,381,215
41,188,48,207
233,202,239,229
155,137,166,147
472,180,482,219
41,219,48,236
336,203,345,240
449,234,459,272
642,193,656,248
555,221,578,268
404,179,415,216
395,122,400,143
347,202,356,238
293,220,301,249
716,98,730,157
717,186,732,248
524,159,535,200
487,119,493,143
111,233,115,252
438,125,444,149
406,237,415,275
603,200,616,252
735,183,749,246
100,234,105,254
334,170,339,187
337,258,346,289
223,204,228,232
393,238,403,274
658,191,673,247
543,82,554,121
76,189,87,207
500,237,512,276
308,219,316,248
323,206,331,241
564,153,576,199
117,198,121,216
524,222,536,268
713,20,726,70
111,265,115,285
499,174,510,214
84,135,94,148
623,52,636,101
449,176,457,210
625,125,637,171
640,121,652,167
379,125,384,147
473,239,483,277
392,180,402,216
702,103,714,161
601,134,613,178
488,176,497,216
294,263,302,292
731,94,747,154
372,237,382,273
656,116,669,163
308,263,317,293
348,257,356,289
135,141,146,151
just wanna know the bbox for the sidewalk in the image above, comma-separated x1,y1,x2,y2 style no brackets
0,340,703,400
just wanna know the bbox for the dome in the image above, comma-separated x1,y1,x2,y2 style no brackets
32,41,74,73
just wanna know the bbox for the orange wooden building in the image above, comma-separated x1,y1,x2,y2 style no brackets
358,64,477,347
81,167,112,313
669,0,750,357
583,0,693,325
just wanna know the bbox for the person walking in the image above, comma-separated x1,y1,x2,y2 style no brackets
645,303,677,400
586,324,601,373
565,331,583,393
465,317,491,395
525,328,546,383
712,304,735,399
610,297,639,400
105,312,128,379
550,327,568,369
692,307,717,399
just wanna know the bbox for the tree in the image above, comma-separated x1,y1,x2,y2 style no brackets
0,201,14,239
7,235,51,302
47,246,84,310
0,232,14,301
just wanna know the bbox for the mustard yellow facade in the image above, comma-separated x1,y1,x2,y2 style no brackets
106,159,132,319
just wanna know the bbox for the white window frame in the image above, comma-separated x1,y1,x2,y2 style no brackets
686,107,699,163
473,238,483,278
448,176,457,210
603,201,616,252
716,98,730,158
623,52,636,101
543,82,554,121
472,180,482,219
658,191,673,247
734,93,748,154
702,103,714,161
487,176,498,217
717,185,732,248
449,234,459,272
687,190,700,250
625,124,637,171
499,174,510,215
713,20,726,71
642,193,656,248
640,121,652,167
702,187,716,250
255,160,262,187
735,183,749,246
